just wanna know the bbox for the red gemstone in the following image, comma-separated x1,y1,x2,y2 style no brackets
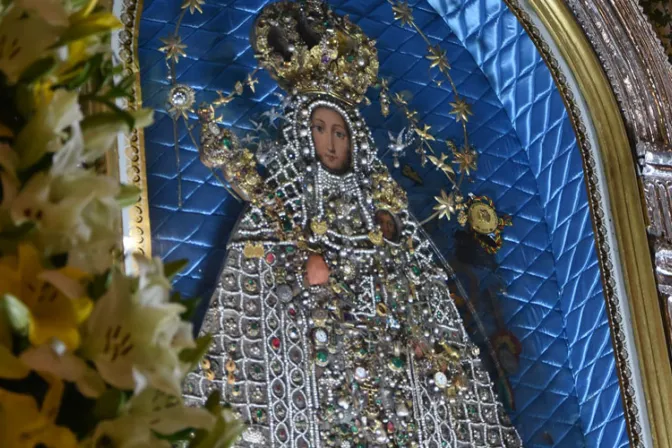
288,307,297,317
387,422,395,433
271,337,281,349
266,253,276,264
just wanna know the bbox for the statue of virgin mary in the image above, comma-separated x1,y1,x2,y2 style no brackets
184,1,522,447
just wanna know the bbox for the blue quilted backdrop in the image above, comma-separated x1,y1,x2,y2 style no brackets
137,0,627,446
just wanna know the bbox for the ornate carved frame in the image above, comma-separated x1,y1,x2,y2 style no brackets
112,0,672,446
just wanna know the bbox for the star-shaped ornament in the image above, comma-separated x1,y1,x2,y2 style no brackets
159,35,187,64
391,1,414,27
427,45,450,73
433,189,456,221
181,0,205,14
449,98,474,123
453,145,478,175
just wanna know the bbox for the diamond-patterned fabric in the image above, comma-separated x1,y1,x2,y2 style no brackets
138,0,626,446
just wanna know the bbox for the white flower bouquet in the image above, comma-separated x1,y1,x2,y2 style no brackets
0,1,242,447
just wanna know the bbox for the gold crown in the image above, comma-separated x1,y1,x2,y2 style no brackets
251,0,379,105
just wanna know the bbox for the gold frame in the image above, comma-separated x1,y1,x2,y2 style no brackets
518,0,672,446
116,0,672,445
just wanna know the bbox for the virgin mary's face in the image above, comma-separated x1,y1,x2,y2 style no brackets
310,107,351,174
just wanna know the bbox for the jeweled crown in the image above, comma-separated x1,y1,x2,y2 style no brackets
251,0,379,105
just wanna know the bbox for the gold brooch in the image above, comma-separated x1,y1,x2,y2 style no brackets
463,195,512,254
311,220,328,236
243,241,265,258
368,230,384,246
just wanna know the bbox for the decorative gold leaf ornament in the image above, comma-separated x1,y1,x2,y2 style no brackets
311,220,328,236
368,230,384,246
243,242,265,259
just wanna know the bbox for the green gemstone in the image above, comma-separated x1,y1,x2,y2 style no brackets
286,246,295,254
316,350,328,362
283,219,292,231
276,190,285,198
223,137,231,148
323,20,330,26
346,54,355,62
391,357,404,369
411,265,421,276
351,425,359,434
256,409,263,418
267,193,275,200
251,214,261,223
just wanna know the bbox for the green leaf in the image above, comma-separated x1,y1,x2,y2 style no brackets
179,296,201,321
18,57,57,85
154,428,195,443
53,12,123,47
164,259,189,279
17,152,54,184
116,184,140,207
0,294,31,335
189,412,244,448
179,334,212,372
0,222,36,252
87,270,111,300
93,387,126,421
204,391,223,414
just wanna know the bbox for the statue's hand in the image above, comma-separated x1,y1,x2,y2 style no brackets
305,254,330,285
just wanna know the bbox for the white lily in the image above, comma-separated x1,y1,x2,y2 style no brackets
85,389,215,448
9,170,122,271
81,108,155,163
0,6,62,84
19,342,106,398
81,264,195,397
14,89,83,170
15,0,69,27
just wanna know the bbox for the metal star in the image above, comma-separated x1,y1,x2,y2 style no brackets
414,124,435,141
246,73,259,93
159,35,187,64
449,98,473,123
427,45,450,73
433,189,456,220
428,152,455,176
391,1,414,28
181,0,205,14
453,145,478,175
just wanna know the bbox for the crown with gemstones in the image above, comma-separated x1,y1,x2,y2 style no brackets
251,0,379,105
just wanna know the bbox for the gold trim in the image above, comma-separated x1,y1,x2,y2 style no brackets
119,0,152,256
526,1,672,446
